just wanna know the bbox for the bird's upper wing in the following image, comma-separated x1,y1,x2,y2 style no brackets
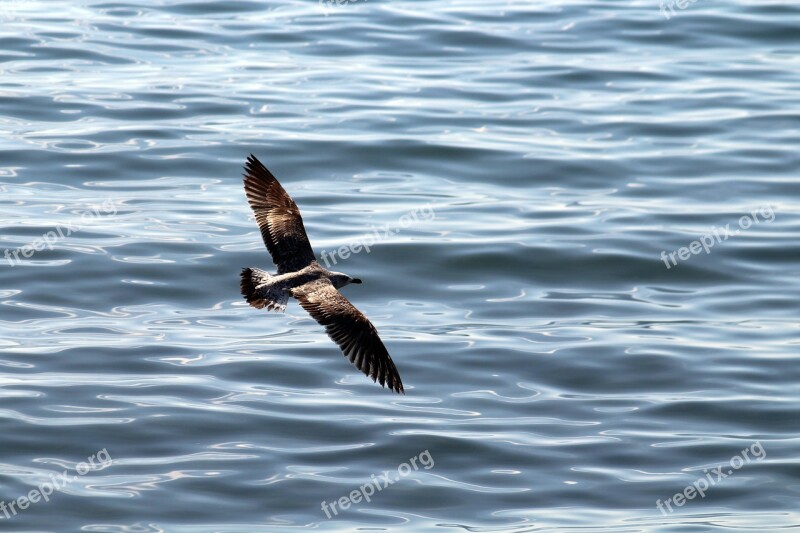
292,278,404,394
243,154,316,274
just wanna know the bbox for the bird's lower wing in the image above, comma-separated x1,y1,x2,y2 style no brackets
243,154,317,274
292,279,404,394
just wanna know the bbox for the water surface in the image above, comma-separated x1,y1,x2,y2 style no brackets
1,0,799,531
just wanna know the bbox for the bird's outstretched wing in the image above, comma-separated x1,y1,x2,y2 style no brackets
243,154,316,274
292,279,404,394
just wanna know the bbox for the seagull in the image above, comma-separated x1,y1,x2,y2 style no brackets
239,154,404,394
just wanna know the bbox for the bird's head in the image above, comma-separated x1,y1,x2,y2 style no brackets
329,272,362,289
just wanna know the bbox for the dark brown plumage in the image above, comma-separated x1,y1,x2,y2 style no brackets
241,155,405,394
243,154,316,274
292,279,404,394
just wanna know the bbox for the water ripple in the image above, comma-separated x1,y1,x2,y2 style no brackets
1,0,799,530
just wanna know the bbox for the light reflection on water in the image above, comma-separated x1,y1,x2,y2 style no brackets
1,0,799,530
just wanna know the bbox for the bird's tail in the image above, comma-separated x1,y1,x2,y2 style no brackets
240,268,288,311
241,267,270,309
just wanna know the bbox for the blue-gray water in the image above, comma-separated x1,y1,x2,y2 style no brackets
1,0,799,531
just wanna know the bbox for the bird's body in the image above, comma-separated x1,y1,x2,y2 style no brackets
239,155,404,394
240,263,355,312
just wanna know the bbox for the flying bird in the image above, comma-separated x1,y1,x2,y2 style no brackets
239,154,404,394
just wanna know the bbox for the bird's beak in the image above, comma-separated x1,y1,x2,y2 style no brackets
351,278,362,284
